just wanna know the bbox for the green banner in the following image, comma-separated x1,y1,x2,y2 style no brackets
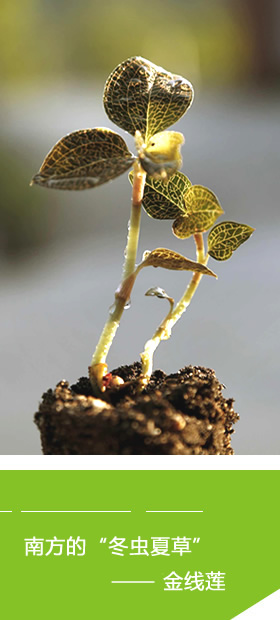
0,470,278,619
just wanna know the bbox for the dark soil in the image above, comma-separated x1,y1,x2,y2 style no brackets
35,362,238,455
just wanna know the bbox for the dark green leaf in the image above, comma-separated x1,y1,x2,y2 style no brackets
129,170,191,219
172,185,223,239
103,56,194,141
31,128,135,190
143,247,217,277
208,221,255,261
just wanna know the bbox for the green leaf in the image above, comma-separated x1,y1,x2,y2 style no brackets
31,128,135,190
142,248,217,277
129,170,191,219
207,221,255,261
139,131,184,180
103,56,194,141
172,185,223,239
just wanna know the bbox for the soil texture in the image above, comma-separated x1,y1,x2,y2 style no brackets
35,362,238,455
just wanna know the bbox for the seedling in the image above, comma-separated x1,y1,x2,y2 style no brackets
31,56,254,393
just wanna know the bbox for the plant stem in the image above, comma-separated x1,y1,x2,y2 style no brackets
141,232,209,382
89,161,146,389
193,231,205,264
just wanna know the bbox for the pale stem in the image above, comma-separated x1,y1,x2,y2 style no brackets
89,161,146,389
141,232,209,382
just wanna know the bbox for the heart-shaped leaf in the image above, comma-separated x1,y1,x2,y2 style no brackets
208,221,255,261
142,248,217,277
103,56,194,141
31,128,135,190
139,131,184,180
172,185,223,239
129,170,191,219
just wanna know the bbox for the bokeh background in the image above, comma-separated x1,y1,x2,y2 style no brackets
1,0,279,454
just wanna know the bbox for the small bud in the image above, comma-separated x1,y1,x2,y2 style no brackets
145,131,184,163
142,250,151,261
110,375,125,388
139,131,184,180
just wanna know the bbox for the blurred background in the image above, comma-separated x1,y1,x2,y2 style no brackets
1,0,279,454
